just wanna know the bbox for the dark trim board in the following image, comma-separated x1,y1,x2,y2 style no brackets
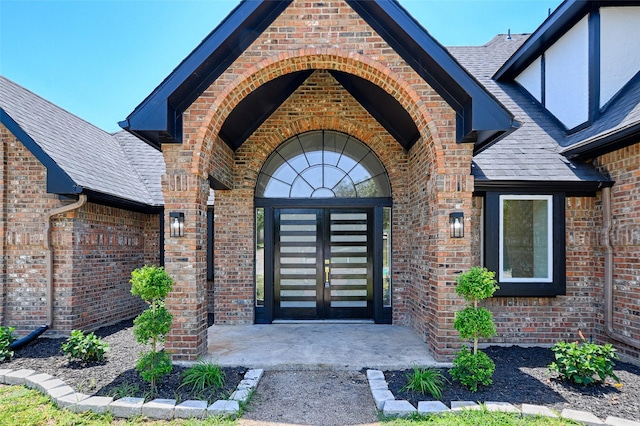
495,0,640,81
83,189,163,214
346,0,514,147
120,1,293,149
1,108,80,195
562,122,640,159
473,179,613,194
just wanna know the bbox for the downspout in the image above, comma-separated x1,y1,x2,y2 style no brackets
44,194,87,328
602,187,640,349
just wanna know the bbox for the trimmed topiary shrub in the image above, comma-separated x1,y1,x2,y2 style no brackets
130,265,174,391
449,266,499,392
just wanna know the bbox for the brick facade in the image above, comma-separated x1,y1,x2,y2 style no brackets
594,142,640,362
0,123,154,335
478,196,601,346
162,0,473,360
3,0,638,364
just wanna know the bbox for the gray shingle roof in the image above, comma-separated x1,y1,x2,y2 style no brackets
0,75,164,206
448,35,609,185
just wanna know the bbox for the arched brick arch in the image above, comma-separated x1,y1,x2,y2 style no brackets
191,48,445,180
236,115,405,198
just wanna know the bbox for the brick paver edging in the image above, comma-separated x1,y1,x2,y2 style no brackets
366,369,640,426
0,367,262,420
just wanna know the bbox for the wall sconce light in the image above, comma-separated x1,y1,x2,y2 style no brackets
450,212,464,238
170,212,185,237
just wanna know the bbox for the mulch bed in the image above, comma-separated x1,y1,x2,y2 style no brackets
2,319,246,404
386,346,640,421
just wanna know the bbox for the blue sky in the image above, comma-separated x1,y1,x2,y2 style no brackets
1,0,562,133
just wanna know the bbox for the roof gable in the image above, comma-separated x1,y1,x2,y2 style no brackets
0,76,164,210
121,0,514,151
448,35,611,191
493,0,640,159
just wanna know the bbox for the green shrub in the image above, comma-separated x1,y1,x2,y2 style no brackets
400,366,446,399
130,265,174,391
454,266,499,301
61,330,110,362
0,326,17,362
450,267,499,392
549,338,619,385
449,346,495,392
181,360,226,394
130,265,174,301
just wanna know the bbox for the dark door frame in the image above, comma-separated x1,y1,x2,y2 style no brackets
255,197,392,324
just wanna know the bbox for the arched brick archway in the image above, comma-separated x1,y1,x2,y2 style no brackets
164,47,472,361
189,48,446,182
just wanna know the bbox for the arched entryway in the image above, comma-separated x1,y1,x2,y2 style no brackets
254,130,392,324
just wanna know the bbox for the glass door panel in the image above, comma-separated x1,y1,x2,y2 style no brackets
324,210,372,318
274,210,321,319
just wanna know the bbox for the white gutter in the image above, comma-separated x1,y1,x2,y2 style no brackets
602,187,640,350
43,194,87,328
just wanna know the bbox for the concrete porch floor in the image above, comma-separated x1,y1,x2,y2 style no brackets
203,323,452,370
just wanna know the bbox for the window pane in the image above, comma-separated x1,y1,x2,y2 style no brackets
255,208,264,307
501,197,551,281
256,131,390,198
383,207,392,306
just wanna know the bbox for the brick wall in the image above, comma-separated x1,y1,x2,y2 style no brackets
1,123,61,333
478,196,600,347
0,123,155,334
595,142,640,362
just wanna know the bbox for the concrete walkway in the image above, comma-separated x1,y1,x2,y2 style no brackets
204,323,451,370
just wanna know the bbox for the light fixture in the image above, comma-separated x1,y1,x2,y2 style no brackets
170,212,185,237
450,212,464,238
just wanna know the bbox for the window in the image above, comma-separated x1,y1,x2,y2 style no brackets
255,208,265,307
383,207,392,307
255,131,391,199
485,192,565,297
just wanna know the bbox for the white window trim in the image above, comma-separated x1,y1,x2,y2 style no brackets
498,194,553,283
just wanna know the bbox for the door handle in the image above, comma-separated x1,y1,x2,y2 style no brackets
325,266,330,283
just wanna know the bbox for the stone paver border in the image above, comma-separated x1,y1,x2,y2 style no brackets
365,369,640,425
0,367,263,420
3,366,638,424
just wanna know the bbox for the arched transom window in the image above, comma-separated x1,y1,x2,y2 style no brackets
256,131,391,198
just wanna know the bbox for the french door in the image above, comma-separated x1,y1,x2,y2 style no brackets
274,208,373,320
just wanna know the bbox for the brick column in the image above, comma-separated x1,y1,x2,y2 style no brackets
162,152,209,361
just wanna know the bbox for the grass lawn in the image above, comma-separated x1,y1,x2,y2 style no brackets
383,410,581,425
1,384,583,425
0,385,237,426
